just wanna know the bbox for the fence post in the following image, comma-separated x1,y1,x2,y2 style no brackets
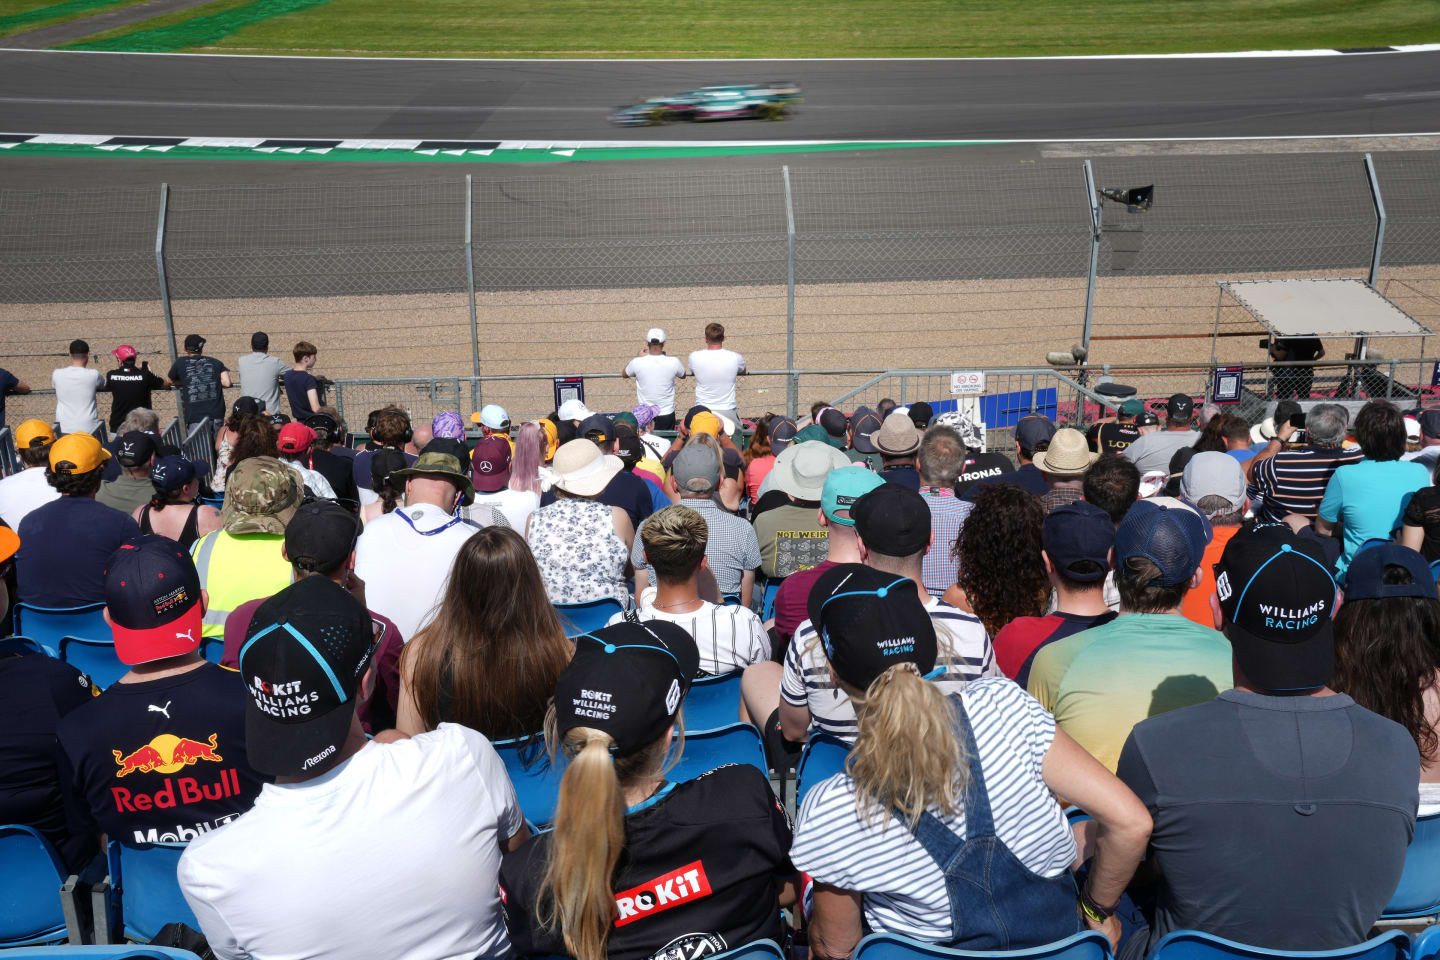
154,183,178,368
782,165,798,419
465,175,481,414
1081,160,1102,359
1357,154,1387,362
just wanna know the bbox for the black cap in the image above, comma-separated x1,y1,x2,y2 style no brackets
1167,393,1195,421
578,414,614,445
239,577,377,777
807,564,937,690
269,412,291,426
1043,501,1115,583
285,501,361,576
852,483,932,557
1015,415,1057,452
615,433,645,470
907,401,933,430
370,448,407,488
68,339,90,355
769,416,798,453
1344,543,1435,601
232,396,261,418
819,407,849,439
184,334,206,351
1137,410,1160,427
116,431,158,468
305,413,339,443
1215,523,1338,692
554,621,699,756
849,408,881,455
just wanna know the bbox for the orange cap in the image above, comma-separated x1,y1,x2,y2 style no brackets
690,412,723,436
15,419,55,451
48,433,110,474
0,526,17,564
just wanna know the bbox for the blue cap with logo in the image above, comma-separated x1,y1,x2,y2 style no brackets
822,466,885,527
1115,496,1212,587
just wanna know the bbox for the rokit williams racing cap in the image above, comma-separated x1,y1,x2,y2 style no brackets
808,563,937,691
1215,523,1339,692
105,535,204,665
239,576,377,777
555,621,700,757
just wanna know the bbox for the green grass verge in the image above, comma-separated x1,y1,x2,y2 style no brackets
101,0,1440,57
0,0,148,39
64,0,328,49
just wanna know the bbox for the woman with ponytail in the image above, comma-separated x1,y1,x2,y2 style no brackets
500,620,798,960
790,564,1151,957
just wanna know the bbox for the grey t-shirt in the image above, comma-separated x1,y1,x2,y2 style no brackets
237,352,289,415
1116,690,1418,959
1122,429,1199,474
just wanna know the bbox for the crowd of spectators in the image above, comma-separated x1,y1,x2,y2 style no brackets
1,323,1438,960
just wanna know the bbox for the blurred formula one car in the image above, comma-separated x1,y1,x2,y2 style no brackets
609,83,802,126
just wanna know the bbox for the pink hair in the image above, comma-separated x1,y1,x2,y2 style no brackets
509,421,543,496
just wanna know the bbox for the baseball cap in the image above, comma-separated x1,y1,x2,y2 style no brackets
849,408,882,455
822,466,885,527
1015,415,1057,452
105,535,204,665
472,404,511,431
1043,501,1116,583
284,500,362,576
672,444,721,495
112,344,137,361
690,412,723,437
1115,497,1213,587
536,418,559,461
150,455,199,493
1119,399,1144,417
1137,411,1160,428
1215,523,1338,691
231,396,261,418
240,576,378,777
49,433,109,474
769,417,798,453
612,411,639,432
646,327,666,344
276,422,317,455
221,457,303,535
470,436,513,493
852,483,932,557
1344,543,1435,601
68,339,90,355
116,431,158,468
807,564,937,691
553,620,699,756
431,411,466,440
305,413,340,444
578,413,614,444
1419,409,1440,440
557,399,594,423
268,413,291,427
0,527,17,565
183,334,206,351
15,419,55,450
1406,416,1422,443
1181,452,1246,517
615,433,645,470
1166,393,1195,421
819,407,849,441
907,402,933,430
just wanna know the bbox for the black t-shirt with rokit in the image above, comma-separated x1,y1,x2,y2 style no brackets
500,764,794,960
167,355,229,425
0,654,98,870
56,662,266,846
1086,422,1141,458
104,362,168,430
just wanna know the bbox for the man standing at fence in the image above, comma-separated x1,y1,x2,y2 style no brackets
623,328,686,431
168,334,232,430
237,332,289,415
688,323,746,434
103,346,166,434
1267,336,1325,400
52,339,104,435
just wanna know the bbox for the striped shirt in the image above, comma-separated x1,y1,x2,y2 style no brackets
632,496,762,596
919,486,972,597
790,678,1075,942
1248,444,1363,522
607,601,771,676
781,597,999,741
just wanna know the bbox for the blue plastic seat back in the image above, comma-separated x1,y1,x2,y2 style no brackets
108,841,197,943
1413,925,1440,960
759,578,784,621
198,637,225,665
0,824,69,946
713,941,786,960
669,723,768,782
14,603,109,655
59,637,127,690
1383,811,1440,918
1,948,205,958
685,672,743,732
854,930,1112,960
1149,929,1409,960
722,593,742,607
796,735,851,809
493,736,568,830
553,598,626,638
0,636,56,658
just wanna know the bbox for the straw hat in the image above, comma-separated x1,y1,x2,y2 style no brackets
1031,428,1099,477
549,439,623,497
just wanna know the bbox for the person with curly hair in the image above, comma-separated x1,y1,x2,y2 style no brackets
948,483,1049,637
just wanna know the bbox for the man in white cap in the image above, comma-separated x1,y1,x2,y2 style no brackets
754,440,851,579
556,398,594,428
623,328,686,431
1178,451,1250,629
470,404,513,450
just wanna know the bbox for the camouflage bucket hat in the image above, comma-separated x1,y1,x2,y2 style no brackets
221,456,303,535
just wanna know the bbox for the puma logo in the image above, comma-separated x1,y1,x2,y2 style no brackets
148,701,171,719
175,629,194,644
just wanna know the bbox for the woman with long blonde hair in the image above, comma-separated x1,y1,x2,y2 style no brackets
499,621,797,960
790,564,1151,956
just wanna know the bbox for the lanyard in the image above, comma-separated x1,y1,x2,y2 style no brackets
392,507,466,537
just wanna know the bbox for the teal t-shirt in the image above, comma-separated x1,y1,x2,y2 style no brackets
1317,459,1431,576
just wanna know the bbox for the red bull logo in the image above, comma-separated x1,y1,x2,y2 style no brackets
113,733,221,778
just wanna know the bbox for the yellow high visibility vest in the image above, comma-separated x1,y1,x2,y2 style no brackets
191,531,292,638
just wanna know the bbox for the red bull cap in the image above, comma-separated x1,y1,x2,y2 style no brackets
105,535,204,665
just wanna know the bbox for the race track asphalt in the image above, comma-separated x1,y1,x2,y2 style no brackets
1,48,1439,142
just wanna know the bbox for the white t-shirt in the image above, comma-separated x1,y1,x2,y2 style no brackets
607,600,770,676
469,487,540,533
624,354,687,416
52,366,104,434
283,459,336,500
688,348,746,411
639,432,670,462
782,597,999,741
0,467,60,530
790,677,1075,942
179,724,524,960
355,504,481,641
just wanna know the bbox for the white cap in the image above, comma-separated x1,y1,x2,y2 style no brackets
557,399,594,423
646,327,666,344
478,404,509,430
1405,416,1421,442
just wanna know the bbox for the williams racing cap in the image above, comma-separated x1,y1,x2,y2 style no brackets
807,563,937,691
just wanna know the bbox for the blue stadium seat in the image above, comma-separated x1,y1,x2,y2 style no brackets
854,930,1112,960
198,637,225,665
0,824,79,946
553,598,626,637
686,672,743,731
105,841,197,943
669,723,768,782
197,495,223,510
795,734,850,809
492,736,567,830
14,603,109,657
1412,926,1440,960
713,941,787,960
1148,930,1409,960
759,577,784,621
1382,812,1440,920
722,593,742,607
0,949,204,959
58,637,127,690
0,636,56,658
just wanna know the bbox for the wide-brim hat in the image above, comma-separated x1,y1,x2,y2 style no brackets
549,439,623,497
391,450,477,506
1032,428,1099,477
770,440,852,500
873,412,921,456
